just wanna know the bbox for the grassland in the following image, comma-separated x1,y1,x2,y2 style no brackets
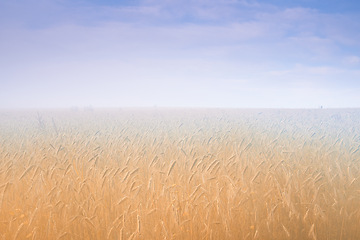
0,108,360,239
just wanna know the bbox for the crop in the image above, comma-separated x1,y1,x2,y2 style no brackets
0,108,360,239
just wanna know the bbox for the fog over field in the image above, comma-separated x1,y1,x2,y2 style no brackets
1,0,360,239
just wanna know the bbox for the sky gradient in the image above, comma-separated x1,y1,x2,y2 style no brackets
1,0,360,109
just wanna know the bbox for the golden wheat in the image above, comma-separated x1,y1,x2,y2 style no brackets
0,109,359,239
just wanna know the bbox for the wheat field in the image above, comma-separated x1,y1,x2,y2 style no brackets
0,108,360,239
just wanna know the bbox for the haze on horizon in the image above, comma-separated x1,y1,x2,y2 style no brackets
1,0,360,109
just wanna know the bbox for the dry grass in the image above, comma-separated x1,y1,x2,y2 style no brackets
0,108,360,239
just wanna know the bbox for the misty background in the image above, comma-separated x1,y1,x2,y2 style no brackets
1,0,360,109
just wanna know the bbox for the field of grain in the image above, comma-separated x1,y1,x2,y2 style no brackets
0,108,360,239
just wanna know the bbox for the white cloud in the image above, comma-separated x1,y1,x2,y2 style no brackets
344,56,360,65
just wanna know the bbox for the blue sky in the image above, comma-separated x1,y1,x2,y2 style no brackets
1,0,360,108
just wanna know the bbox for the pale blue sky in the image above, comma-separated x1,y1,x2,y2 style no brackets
1,0,360,108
